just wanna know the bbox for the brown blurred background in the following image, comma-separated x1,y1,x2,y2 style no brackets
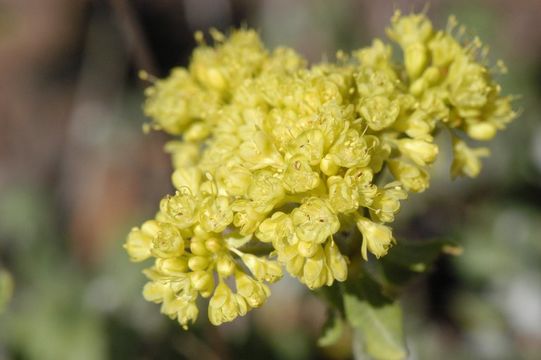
1,1,541,359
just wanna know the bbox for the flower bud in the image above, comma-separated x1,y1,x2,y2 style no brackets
208,282,239,325
302,248,327,289
320,156,339,176
466,122,497,141
216,255,236,277
156,257,189,276
205,237,222,253
190,270,214,296
241,254,266,280
396,138,439,166
184,121,210,142
188,256,211,271
404,42,428,80
190,239,210,256
325,241,348,282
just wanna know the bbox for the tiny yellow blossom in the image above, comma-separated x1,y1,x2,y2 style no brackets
370,183,408,223
208,282,240,326
396,138,439,166
451,137,490,178
388,159,430,193
150,222,184,258
292,198,340,244
124,220,159,262
356,216,395,260
282,155,321,193
358,96,400,130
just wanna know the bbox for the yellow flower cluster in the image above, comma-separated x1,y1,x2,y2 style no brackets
125,11,516,329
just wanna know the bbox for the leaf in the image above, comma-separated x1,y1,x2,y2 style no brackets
0,268,14,314
385,239,462,271
380,239,462,286
317,281,345,313
343,274,407,360
318,309,344,347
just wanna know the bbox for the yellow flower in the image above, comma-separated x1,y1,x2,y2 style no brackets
198,196,233,233
358,96,400,130
235,271,271,308
287,129,325,165
151,222,184,258
231,199,265,235
451,137,490,178
387,11,433,48
326,129,371,168
327,175,359,214
292,198,340,244
256,211,295,248
248,169,285,213
126,11,517,329
282,155,321,193
370,183,408,223
208,282,240,326
325,240,348,281
160,191,198,229
356,216,395,260
124,220,159,262
396,138,439,166
388,159,430,193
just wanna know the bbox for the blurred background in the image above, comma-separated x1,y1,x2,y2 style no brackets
1,0,540,359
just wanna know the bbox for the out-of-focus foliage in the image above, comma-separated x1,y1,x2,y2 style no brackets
0,269,13,314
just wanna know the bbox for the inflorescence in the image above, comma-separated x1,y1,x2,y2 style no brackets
124,11,517,329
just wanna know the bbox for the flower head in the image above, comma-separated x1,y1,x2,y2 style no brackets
125,12,517,329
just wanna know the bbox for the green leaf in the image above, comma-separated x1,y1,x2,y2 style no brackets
0,268,14,314
317,281,345,313
318,309,344,347
343,274,407,360
381,239,463,286
384,239,462,271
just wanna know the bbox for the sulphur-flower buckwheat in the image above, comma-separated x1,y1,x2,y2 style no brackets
125,11,517,329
